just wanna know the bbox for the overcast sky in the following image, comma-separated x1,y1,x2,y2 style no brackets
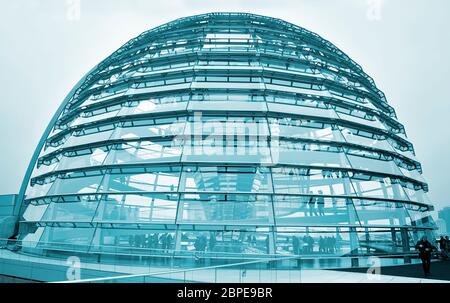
0,0,449,211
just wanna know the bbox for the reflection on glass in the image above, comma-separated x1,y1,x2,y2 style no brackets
105,141,182,165
353,199,411,226
178,194,273,225
178,230,271,255
38,227,95,252
276,141,351,168
275,227,354,256
356,228,408,254
347,154,403,176
350,173,409,201
22,204,49,222
47,175,103,195
405,204,435,228
91,228,176,254
101,168,180,193
25,182,53,199
56,147,109,171
62,129,115,149
180,166,272,193
41,200,98,222
93,194,178,223
272,167,355,196
273,195,358,226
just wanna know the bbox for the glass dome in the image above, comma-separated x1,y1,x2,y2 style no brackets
18,12,436,264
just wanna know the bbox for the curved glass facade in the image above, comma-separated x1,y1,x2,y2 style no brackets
19,13,436,264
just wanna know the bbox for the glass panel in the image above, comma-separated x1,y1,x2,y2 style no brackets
272,167,355,196
405,204,435,228
80,88,128,108
39,144,59,158
350,173,409,201
41,200,99,222
191,83,263,92
56,147,109,171
182,139,272,165
178,194,273,225
100,168,180,193
178,230,271,255
112,122,186,140
22,204,49,222
90,228,175,254
62,129,115,149
31,162,58,179
346,154,403,176
273,195,359,226
21,226,45,248
190,92,263,102
409,228,435,245
47,175,104,195
38,226,95,252
275,142,351,168
353,200,411,226
93,194,178,224
104,141,182,165
402,186,432,205
117,99,188,117
270,118,345,142
25,182,53,199
118,100,165,114
339,126,395,153
335,112,386,130
275,227,355,256
400,168,426,184
356,228,407,254
184,119,268,137
70,110,119,127
267,103,340,120
179,166,272,193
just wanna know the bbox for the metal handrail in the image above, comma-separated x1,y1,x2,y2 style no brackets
0,237,424,283
53,251,422,284
53,253,303,283
4,237,420,260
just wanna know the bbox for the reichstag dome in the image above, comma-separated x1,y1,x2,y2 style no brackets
17,12,436,266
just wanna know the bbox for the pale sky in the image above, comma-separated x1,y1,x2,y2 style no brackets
0,0,449,211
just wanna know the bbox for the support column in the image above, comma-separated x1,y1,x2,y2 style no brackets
401,228,411,264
